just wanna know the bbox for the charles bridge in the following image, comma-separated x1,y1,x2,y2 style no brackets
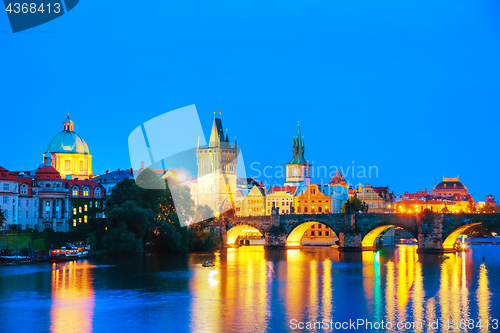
220,208,500,253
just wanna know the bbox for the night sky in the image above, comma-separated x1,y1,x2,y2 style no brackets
1,0,499,200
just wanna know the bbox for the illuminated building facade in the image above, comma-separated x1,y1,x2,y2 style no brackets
301,222,338,245
431,177,471,200
196,118,239,215
265,186,296,215
66,179,105,227
46,115,92,180
396,177,474,214
33,153,70,231
296,184,331,214
0,153,105,232
235,185,266,217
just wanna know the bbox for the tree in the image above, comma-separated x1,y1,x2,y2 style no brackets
0,209,6,229
341,196,363,213
467,198,476,213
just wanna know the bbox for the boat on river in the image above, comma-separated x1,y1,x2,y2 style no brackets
202,261,215,267
49,244,90,262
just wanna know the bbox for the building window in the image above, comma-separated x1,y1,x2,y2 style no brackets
73,219,76,227
26,211,29,218
325,231,329,237
84,215,88,223
72,187,78,197
304,207,308,213
84,205,87,212
310,231,315,236
90,201,93,208
21,185,27,195
83,187,89,197
73,208,77,215
79,160,84,171
79,207,82,213
79,218,82,223
3,183,10,191
318,207,322,213
96,201,100,208
318,231,322,236
3,196,8,204
297,207,301,213
64,160,71,171
35,200,38,207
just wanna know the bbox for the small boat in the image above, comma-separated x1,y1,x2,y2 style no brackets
306,250,317,253
49,244,89,262
202,261,215,267
439,255,449,260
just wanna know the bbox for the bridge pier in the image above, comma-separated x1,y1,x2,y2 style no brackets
265,206,287,248
416,213,445,253
338,214,363,252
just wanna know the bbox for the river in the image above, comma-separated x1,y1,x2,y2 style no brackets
0,245,499,332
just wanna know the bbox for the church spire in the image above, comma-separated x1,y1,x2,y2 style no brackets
209,117,225,147
288,123,307,164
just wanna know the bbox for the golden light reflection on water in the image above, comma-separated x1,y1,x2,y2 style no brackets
190,247,269,332
50,261,95,333
477,263,490,333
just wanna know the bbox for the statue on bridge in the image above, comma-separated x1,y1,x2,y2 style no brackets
290,202,295,214
345,199,351,215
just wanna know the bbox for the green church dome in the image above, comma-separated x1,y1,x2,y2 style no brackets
47,115,90,154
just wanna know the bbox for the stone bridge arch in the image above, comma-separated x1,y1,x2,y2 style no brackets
225,218,268,246
285,218,341,247
361,221,418,250
442,223,481,251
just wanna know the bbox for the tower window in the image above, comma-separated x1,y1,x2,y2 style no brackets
64,160,71,171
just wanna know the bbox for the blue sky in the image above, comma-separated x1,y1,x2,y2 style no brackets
1,0,499,200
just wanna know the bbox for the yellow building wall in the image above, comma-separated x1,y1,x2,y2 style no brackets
394,201,469,214
52,153,92,180
235,186,265,217
265,191,294,215
296,184,331,214
302,223,338,245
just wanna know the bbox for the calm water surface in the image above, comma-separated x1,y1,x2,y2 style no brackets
0,245,499,333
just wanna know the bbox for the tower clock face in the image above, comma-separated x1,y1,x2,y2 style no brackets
292,169,298,176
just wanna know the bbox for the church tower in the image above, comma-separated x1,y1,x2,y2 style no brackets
285,124,311,186
196,118,239,215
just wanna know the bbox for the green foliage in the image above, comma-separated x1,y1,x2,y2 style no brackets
86,233,98,251
103,168,206,255
341,196,363,213
103,223,143,255
0,209,6,225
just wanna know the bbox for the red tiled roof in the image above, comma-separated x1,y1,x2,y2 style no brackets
329,170,346,184
268,186,297,195
36,166,60,175
64,179,101,188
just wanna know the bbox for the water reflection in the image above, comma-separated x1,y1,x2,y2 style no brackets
0,245,497,333
50,261,95,333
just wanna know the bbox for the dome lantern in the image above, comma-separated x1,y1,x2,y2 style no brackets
63,113,74,131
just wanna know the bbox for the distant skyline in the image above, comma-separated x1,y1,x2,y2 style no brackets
1,0,499,200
